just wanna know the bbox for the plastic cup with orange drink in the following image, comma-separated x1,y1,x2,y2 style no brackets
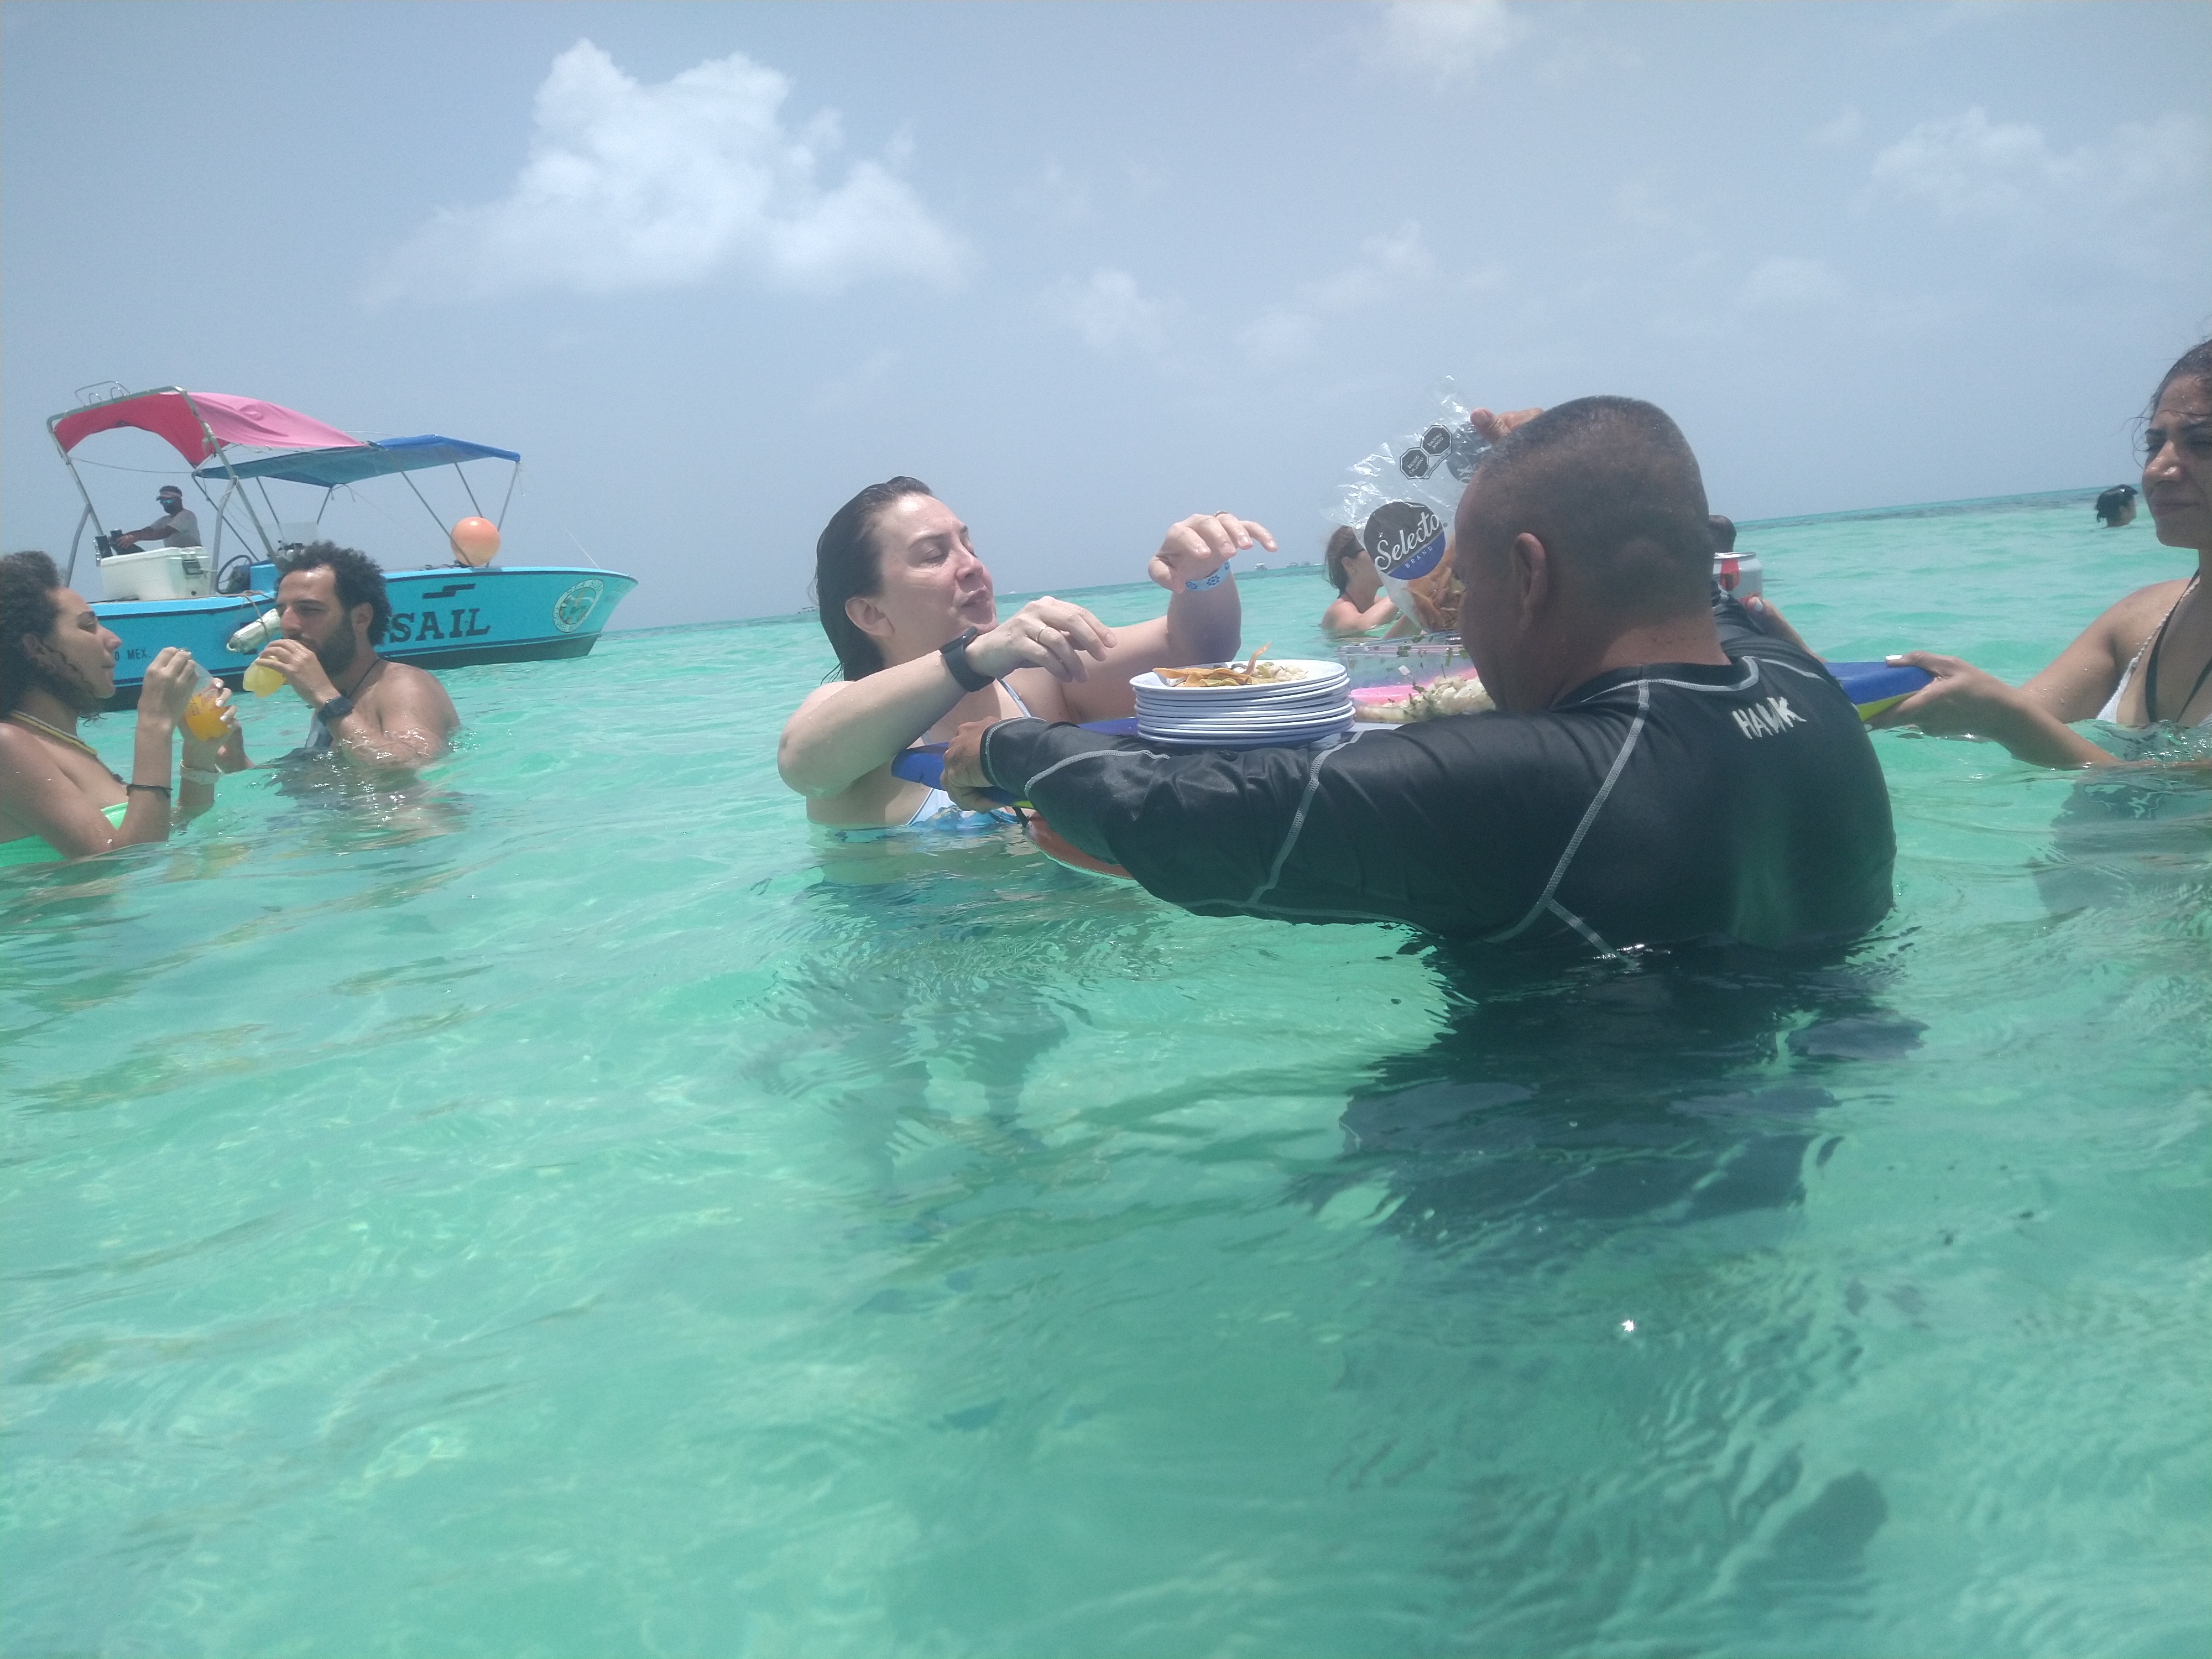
183,666,235,742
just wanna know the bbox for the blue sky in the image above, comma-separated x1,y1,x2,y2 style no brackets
3,1,2206,629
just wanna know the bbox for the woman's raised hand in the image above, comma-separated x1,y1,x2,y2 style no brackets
966,597,1118,684
139,647,199,725
1468,406,1544,443
1149,513,1275,593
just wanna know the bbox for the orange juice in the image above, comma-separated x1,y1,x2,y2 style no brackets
184,690,229,742
243,660,285,697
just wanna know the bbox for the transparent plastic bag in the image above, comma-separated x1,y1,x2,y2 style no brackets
1326,377,1489,635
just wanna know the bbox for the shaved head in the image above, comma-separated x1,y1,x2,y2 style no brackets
1458,396,1714,623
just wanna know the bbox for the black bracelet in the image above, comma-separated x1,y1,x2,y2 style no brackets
126,782,171,796
940,626,994,693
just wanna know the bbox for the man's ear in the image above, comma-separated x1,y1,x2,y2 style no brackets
351,603,375,641
1510,532,1552,632
846,593,893,643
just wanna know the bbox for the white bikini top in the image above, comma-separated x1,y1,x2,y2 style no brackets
2098,579,2212,728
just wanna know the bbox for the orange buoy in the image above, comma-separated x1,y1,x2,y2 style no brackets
450,517,500,566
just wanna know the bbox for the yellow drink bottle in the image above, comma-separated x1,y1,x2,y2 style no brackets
243,660,285,697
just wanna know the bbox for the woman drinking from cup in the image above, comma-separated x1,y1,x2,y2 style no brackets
0,550,233,865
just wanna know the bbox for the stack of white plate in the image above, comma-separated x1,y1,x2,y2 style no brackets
1130,659,1354,748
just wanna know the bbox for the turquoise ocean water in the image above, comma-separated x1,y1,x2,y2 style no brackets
4,491,2207,1656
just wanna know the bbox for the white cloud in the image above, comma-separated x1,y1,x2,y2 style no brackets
1364,2,1524,87
1239,222,1435,366
1740,257,1848,309
1042,269,1173,357
1869,106,2210,223
368,40,969,304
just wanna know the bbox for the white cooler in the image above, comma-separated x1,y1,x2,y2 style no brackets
99,546,213,601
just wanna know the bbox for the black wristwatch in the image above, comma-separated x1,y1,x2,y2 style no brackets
316,694,355,725
940,626,994,693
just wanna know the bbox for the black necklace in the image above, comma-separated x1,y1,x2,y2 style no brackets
2143,574,2212,724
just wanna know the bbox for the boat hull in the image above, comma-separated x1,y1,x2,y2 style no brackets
92,565,637,707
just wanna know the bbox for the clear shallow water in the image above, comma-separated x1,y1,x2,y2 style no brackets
3,492,2206,1657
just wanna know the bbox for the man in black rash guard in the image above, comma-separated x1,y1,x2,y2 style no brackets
944,396,1895,954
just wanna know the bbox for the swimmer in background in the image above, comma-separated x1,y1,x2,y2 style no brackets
2095,485,2138,528
779,478,1267,830
0,550,236,864
1874,340,2212,760
252,543,459,766
1320,526,1412,638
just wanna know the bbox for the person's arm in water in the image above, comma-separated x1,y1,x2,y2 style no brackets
777,597,1119,800
1868,582,2190,767
1031,513,1264,724
174,681,236,819
938,713,1530,935
1322,591,1399,637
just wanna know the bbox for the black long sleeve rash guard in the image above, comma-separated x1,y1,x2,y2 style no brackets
980,590,1896,953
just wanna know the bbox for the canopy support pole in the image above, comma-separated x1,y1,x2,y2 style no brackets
49,440,108,572
65,504,93,586
397,468,452,554
450,462,484,519
494,462,518,531
317,486,335,525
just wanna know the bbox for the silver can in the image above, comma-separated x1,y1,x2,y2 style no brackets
1713,550,1762,604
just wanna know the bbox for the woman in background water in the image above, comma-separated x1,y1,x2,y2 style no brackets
1319,526,1407,639
1878,340,2212,763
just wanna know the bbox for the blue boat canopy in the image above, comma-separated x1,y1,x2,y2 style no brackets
194,434,520,488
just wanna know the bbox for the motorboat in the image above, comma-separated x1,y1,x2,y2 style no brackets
48,386,637,706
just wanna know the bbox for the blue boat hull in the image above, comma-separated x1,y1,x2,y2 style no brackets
93,565,637,706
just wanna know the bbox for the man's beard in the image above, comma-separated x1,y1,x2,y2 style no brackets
314,629,358,681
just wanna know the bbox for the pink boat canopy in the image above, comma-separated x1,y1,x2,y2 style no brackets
49,388,358,466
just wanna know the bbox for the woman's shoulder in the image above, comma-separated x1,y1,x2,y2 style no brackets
2086,576,2193,645
0,718,57,774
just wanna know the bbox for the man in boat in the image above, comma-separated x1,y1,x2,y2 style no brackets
109,485,201,554
251,543,459,766
941,397,1895,953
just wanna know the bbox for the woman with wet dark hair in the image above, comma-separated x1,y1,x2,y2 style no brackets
1,550,231,864
1320,525,1405,638
1876,341,2212,761
780,480,1269,829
